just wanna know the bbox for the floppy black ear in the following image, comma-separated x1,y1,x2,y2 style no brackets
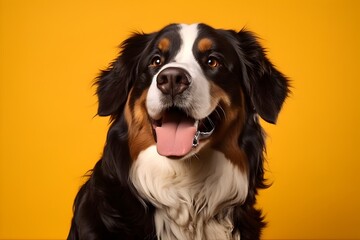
96,33,152,117
237,29,289,124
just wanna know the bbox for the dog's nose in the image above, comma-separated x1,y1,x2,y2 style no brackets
156,67,190,96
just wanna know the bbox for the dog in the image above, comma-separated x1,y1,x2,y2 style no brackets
68,23,289,240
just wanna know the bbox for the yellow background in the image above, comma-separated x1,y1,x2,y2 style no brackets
1,0,360,239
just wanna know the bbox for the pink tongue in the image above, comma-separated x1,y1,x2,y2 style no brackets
155,111,196,157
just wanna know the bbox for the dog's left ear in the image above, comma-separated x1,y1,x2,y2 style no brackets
237,29,290,124
96,33,152,117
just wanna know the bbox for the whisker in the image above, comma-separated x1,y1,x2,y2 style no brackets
215,105,227,120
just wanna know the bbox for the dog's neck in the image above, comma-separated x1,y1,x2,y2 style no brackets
130,146,248,240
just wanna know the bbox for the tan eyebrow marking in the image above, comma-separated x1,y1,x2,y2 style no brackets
158,38,170,52
198,38,213,52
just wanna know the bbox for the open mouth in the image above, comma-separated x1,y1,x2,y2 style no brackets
151,107,220,158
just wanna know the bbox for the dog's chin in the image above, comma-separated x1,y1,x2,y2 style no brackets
149,106,221,160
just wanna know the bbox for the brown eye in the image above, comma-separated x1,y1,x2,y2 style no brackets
207,57,220,68
150,55,163,67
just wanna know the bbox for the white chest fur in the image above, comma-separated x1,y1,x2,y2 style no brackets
130,146,248,240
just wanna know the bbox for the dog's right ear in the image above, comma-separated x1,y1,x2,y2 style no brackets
95,33,152,117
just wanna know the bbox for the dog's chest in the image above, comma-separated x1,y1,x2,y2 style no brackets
130,146,248,240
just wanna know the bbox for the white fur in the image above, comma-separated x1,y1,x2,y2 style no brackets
146,24,212,121
130,146,248,240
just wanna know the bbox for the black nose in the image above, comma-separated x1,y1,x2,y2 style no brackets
156,67,190,96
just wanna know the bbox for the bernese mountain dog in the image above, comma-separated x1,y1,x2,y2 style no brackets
68,23,289,240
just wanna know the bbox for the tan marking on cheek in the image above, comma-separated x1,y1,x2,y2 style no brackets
126,89,156,160
158,38,170,52
209,83,247,172
198,38,213,52
210,83,231,108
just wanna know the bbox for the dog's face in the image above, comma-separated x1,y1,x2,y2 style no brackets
96,23,288,165
145,24,247,159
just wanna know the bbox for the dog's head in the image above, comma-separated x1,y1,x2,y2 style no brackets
96,23,289,164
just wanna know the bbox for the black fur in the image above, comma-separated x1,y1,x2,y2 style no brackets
68,23,289,240
69,116,156,240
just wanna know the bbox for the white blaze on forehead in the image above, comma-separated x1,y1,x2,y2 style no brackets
175,24,199,63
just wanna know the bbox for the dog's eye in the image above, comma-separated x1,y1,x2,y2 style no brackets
150,55,163,67
207,57,221,68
